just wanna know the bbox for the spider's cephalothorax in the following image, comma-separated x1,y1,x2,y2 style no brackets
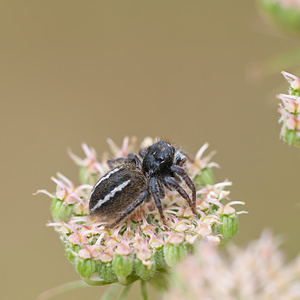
89,141,197,227
142,141,175,176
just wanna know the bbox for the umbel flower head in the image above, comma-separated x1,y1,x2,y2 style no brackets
165,230,300,300
257,0,300,35
278,71,300,147
36,137,244,287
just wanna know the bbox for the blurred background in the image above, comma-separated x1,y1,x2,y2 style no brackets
1,1,300,299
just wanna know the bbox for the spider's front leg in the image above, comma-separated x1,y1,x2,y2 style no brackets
163,176,196,214
170,165,197,212
149,177,167,225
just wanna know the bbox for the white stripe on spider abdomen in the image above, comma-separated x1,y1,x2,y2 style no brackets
90,179,131,212
89,163,147,222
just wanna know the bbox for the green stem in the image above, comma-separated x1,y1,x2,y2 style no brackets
35,280,88,300
119,285,131,300
100,284,120,300
141,281,148,300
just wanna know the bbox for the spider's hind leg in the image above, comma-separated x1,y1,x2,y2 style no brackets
108,190,149,228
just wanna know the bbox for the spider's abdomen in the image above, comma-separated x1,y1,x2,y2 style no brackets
89,163,147,223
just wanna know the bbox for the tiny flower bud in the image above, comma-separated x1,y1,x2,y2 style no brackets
65,244,81,264
172,220,190,232
164,244,187,267
79,166,98,185
135,259,156,280
283,129,300,147
112,254,133,285
291,79,300,92
98,261,117,282
152,247,166,270
292,89,300,97
218,214,239,245
193,167,215,188
115,242,133,256
99,252,113,263
50,198,73,222
76,259,96,278
278,73,300,147
196,223,212,238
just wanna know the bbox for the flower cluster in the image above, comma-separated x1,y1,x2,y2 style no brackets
257,0,300,35
36,137,244,286
278,71,300,147
165,230,300,300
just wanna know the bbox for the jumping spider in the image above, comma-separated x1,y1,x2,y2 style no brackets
89,140,197,227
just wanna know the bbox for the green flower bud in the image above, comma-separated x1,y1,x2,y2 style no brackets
112,255,133,285
218,214,239,245
50,198,73,222
79,166,99,185
97,261,117,282
283,129,300,147
290,88,300,97
193,167,215,189
135,259,156,281
65,244,81,264
77,259,96,278
164,244,187,267
153,247,166,270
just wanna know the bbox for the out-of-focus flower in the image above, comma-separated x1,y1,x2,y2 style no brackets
257,0,300,35
190,143,219,188
34,173,90,221
165,230,300,300
36,137,244,288
278,71,300,147
68,143,104,184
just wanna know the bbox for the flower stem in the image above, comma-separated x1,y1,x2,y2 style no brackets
100,283,120,300
119,285,131,300
141,281,148,300
35,280,87,300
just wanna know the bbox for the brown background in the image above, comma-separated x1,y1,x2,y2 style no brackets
1,1,300,299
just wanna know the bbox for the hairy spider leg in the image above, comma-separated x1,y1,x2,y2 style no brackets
170,165,197,212
163,176,196,214
107,153,142,169
109,190,149,228
149,177,167,225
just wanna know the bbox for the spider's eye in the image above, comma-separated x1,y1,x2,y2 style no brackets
157,156,165,163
